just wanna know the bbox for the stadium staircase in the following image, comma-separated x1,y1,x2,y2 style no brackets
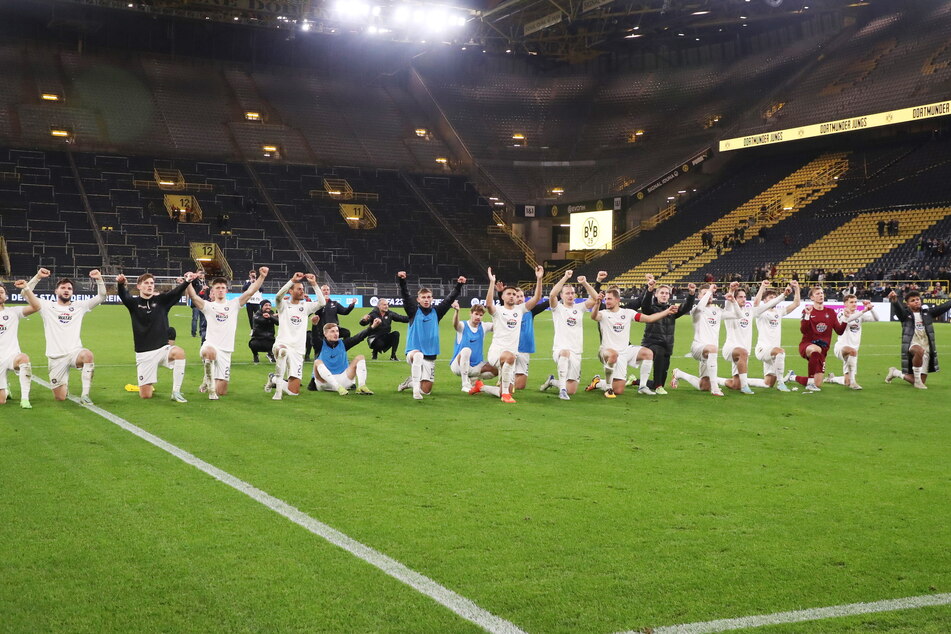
607,152,849,287
775,206,951,279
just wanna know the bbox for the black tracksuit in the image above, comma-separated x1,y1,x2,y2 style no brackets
118,280,190,353
359,308,409,359
249,308,279,361
638,289,696,389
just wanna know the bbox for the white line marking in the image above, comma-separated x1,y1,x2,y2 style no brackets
33,377,526,634
622,593,951,634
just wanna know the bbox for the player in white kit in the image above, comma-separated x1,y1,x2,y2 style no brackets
27,268,106,405
716,282,756,394
0,279,41,408
483,265,544,403
671,284,724,397
749,279,799,391
186,267,268,399
588,288,678,397
827,294,878,390
539,270,599,400
265,272,324,400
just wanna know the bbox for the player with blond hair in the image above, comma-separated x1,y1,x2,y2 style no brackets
827,294,877,390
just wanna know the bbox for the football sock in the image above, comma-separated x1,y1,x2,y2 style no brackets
681,372,702,390
738,372,748,389
500,361,515,394
639,359,653,387
774,353,786,379
80,363,94,397
747,378,769,388
556,355,569,390
18,363,31,399
482,384,502,397
316,364,340,389
172,359,186,392
411,354,423,391
356,359,367,387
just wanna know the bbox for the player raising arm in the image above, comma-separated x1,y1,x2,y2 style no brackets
716,282,756,394
396,271,465,400
117,272,191,401
539,270,599,400
588,288,677,397
670,284,724,397
310,319,379,395
635,275,696,394
785,286,846,392
28,268,106,405
186,267,268,399
827,295,877,390
885,289,951,389
0,279,41,408
450,300,497,394
749,279,799,391
483,265,544,403
266,272,324,400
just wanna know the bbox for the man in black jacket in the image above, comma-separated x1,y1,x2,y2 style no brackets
636,275,696,394
305,284,356,360
249,299,279,364
359,299,408,360
885,289,951,388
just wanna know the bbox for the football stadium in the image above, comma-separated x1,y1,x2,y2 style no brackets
1,0,949,632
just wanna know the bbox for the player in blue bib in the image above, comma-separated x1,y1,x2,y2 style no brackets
395,270,466,400
449,301,497,392
309,318,380,395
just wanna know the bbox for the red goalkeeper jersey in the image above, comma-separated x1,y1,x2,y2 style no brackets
799,305,846,349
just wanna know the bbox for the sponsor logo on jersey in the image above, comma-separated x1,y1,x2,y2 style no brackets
612,322,625,333
57,312,72,324
567,317,577,327
0,324,6,334
215,312,228,323
739,318,750,328
768,318,779,328
816,322,827,333
290,315,302,326
706,317,717,326
849,323,860,333
506,318,518,329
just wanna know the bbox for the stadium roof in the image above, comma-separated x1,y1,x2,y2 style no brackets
32,0,879,62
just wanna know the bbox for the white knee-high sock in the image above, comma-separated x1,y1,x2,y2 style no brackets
202,359,213,386
774,353,785,379
316,364,340,389
747,378,770,388
681,371,702,390
828,375,846,385
411,354,423,390
81,363,94,397
596,379,609,390
457,349,472,389
603,361,614,383
556,355,569,389
715,377,728,386
706,358,719,386
639,359,653,387
500,361,515,394
848,356,858,380
738,372,748,389
356,359,367,386
172,359,185,392
481,384,501,397
18,363,32,400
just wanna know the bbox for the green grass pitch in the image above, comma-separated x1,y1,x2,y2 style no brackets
1,304,948,633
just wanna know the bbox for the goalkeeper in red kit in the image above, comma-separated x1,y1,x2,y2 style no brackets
786,286,846,392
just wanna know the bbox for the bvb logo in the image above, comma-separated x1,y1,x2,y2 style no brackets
595,199,604,211
682,164,690,172
582,216,600,247
637,191,645,200
551,205,559,217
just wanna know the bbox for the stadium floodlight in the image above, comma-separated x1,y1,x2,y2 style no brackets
41,93,61,101
301,21,311,32
50,128,71,138
245,111,261,121
625,33,643,38
512,133,525,140
691,10,710,15
435,157,448,164
551,187,564,194
262,144,278,152
393,5,409,24
415,128,428,137
372,6,382,17
368,25,379,35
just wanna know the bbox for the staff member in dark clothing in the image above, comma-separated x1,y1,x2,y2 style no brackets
116,272,192,402
305,284,356,360
242,269,263,329
635,275,696,393
249,299,279,364
359,298,409,360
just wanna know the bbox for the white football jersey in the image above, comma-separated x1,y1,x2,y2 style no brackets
597,307,641,351
0,306,26,357
552,302,586,354
275,299,321,353
202,298,243,353
754,307,783,351
490,304,524,353
38,297,101,357
836,309,876,350
723,301,754,352
691,302,722,348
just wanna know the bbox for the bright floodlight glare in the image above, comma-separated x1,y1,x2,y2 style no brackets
368,25,379,35
301,21,311,31
372,6,381,17
393,6,409,23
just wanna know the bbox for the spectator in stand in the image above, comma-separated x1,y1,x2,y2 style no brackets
878,220,885,237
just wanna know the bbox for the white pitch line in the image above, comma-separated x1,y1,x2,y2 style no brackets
622,592,951,634
32,377,526,634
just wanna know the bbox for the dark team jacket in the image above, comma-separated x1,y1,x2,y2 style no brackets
118,279,190,353
638,289,696,352
359,308,409,339
893,298,951,374
251,309,280,341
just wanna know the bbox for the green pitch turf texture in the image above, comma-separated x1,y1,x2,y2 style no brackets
1,304,948,633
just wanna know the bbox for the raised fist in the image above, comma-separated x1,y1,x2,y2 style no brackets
535,265,544,279
862,300,873,309
576,275,587,284
116,274,127,285
13,279,26,289
304,273,317,284
175,277,185,284
597,270,608,282
887,290,897,301
487,267,495,281
761,279,769,287
89,269,102,280
258,266,269,277
311,314,320,325
184,272,196,282
348,298,356,305
563,270,573,279
37,268,51,278
666,305,679,315
292,272,304,281
451,300,460,310
397,271,407,279
729,281,740,291
457,276,467,284
709,284,718,293
784,285,792,295
803,305,814,316
372,317,382,328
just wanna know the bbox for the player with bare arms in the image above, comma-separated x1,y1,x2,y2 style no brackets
0,278,41,408
539,270,599,400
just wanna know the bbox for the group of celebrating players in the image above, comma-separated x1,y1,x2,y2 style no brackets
0,264,948,408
